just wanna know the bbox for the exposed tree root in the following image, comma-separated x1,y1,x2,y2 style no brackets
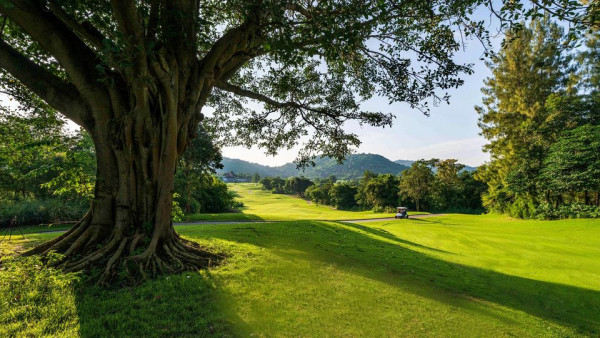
23,220,223,286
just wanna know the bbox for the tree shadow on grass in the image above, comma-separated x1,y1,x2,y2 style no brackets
183,212,263,222
339,221,454,254
1,234,249,337
193,221,600,335
73,270,250,337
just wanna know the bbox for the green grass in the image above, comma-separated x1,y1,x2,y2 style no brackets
185,183,426,222
1,214,599,336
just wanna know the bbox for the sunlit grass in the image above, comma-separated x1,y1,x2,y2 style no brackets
185,183,427,221
1,214,599,336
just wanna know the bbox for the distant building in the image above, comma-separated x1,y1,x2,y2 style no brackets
220,172,251,183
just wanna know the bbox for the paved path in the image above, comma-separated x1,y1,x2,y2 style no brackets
26,214,448,234
339,213,447,223
177,213,447,225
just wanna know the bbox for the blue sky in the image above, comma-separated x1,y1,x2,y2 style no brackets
222,21,501,167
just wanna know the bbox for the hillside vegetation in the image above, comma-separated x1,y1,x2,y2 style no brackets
218,153,409,179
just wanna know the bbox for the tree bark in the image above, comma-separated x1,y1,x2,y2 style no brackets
24,103,221,285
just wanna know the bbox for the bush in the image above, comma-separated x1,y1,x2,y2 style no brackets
175,176,239,214
507,197,536,219
0,198,87,228
535,202,600,220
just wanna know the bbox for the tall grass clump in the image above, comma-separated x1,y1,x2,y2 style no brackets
0,253,80,336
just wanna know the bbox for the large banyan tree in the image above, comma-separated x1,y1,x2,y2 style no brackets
0,0,551,283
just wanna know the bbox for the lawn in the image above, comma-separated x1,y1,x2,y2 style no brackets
184,183,426,221
1,214,599,336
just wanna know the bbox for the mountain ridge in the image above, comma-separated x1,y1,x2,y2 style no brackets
217,153,477,180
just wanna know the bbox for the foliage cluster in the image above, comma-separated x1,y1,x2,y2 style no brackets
259,176,314,196
174,129,242,214
0,113,240,226
476,18,600,219
0,110,92,227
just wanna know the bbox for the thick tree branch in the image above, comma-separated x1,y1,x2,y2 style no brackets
0,39,87,127
0,1,105,101
110,0,148,77
215,80,344,120
215,80,289,108
285,2,312,18
48,2,106,51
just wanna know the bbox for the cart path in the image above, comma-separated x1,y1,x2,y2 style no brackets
339,213,447,223
27,214,447,234
174,213,447,225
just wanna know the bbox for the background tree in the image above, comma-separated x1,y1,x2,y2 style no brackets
41,131,96,202
475,18,573,216
355,170,378,209
329,183,358,210
430,159,464,211
399,161,435,211
361,174,399,211
251,173,261,183
540,124,600,206
305,182,333,206
283,176,313,196
174,126,229,214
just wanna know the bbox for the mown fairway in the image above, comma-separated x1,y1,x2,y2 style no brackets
1,189,599,337
185,183,409,221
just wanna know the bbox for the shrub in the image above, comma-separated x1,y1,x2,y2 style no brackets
0,198,87,228
535,202,600,220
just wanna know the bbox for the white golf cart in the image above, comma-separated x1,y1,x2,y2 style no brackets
395,207,409,219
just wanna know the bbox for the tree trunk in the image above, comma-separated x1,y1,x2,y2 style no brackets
24,105,221,285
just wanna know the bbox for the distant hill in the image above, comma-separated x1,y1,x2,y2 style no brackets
394,159,477,172
218,153,410,180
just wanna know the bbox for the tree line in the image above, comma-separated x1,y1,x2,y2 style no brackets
259,159,485,213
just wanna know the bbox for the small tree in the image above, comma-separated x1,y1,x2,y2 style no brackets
330,183,358,210
306,183,333,206
430,159,464,211
399,162,435,211
284,177,314,196
251,173,261,183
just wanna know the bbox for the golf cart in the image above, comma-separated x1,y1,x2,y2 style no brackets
395,207,409,219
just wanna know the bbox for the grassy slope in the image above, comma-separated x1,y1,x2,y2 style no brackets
1,214,599,337
185,183,423,221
